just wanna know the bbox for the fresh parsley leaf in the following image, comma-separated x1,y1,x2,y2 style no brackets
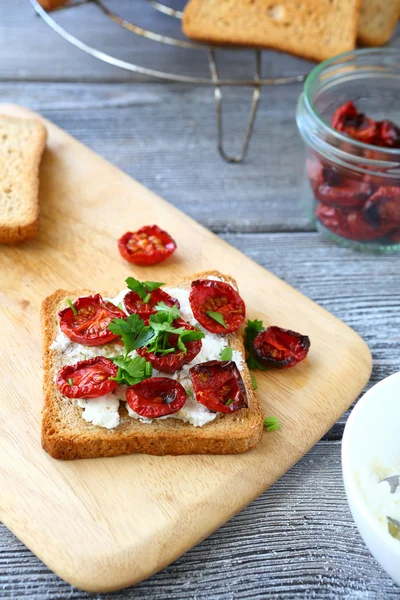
66,298,78,315
67,377,73,386
251,374,258,390
134,327,155,349
176,329,204,354
149,312,184,333
108,314,154,354
206,310,227,329
126,277,147,300
154,302,180,320
109,355,152,386
263,416,280,432
220,347,232,361
143,281,164,292
125,277,164,300
244,318,268,371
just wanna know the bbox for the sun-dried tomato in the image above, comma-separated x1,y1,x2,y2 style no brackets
306,157,324,193
316,204,350,236
376,121,400,148
189,360,247,413
252,327,310,369
346,210,394,240
332,101,377,144
316,180,373,209
389,229,400,243
316,203,394,241
363,187,400,228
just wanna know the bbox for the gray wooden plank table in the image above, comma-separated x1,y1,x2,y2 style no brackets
1,2,400,598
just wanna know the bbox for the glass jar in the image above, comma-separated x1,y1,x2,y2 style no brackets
296,49,400,251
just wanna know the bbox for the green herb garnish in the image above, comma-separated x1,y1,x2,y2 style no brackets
108,313,154,355
263,416,280,432
206,310,227,329
220,347,233,361
66,298,78,315
108,304,204,364
251,374,257,390
244,319,267,370
225,398,234,407
125,277,164,301
154,301,180,320
67,378,73,386
147,310,203,356
109,355,152,387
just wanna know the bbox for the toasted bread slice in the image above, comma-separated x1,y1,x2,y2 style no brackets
182,0,361,63
41,271,264,460
37,0,70,9
0,116,47,244
358,0,400,46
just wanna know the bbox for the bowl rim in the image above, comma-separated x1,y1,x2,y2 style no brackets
303,47,400,157
342,371,400,555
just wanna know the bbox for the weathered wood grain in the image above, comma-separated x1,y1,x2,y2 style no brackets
0,81,309,232
2,442,400,599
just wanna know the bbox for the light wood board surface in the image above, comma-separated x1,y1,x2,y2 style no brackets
0,104,371,593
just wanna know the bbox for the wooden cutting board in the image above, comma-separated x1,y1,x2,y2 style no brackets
0,104,372,593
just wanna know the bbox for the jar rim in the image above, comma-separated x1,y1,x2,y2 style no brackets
303,48,400,157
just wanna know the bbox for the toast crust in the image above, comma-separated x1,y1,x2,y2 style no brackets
41,271,264,459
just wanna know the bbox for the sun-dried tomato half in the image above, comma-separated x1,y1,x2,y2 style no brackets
306,157,324,192
137,318,202,374
363,187,400,228
390,229,400,243
316,203,394,241
126,377,186,418
376,120,400,148
316,180,373,209
118,225,176,266
57,357,118,399
189,360,247,414
124,288,179,322
189,279,245,334
316,203,350,236
332,101,377,144
59,294,126,346
253,327,310,369
346,210,395,240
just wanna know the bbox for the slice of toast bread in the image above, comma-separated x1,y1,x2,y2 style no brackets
0,116,47,244
41,270,264,460
37,0,70,9
182,0,361,62
358,0,400,46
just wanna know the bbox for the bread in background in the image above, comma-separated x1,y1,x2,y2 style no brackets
182,0,362,62
0,117,47,244
358,0,400,46
37,0,70,9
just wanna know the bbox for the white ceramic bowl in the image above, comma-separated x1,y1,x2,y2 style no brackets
342,372,400,586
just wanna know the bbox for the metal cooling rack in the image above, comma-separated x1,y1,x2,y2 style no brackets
30,0,309,163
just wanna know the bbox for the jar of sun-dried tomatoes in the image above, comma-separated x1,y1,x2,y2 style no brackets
296,49,400,251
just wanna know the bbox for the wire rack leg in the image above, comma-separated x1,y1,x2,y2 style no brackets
208,49,261,164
